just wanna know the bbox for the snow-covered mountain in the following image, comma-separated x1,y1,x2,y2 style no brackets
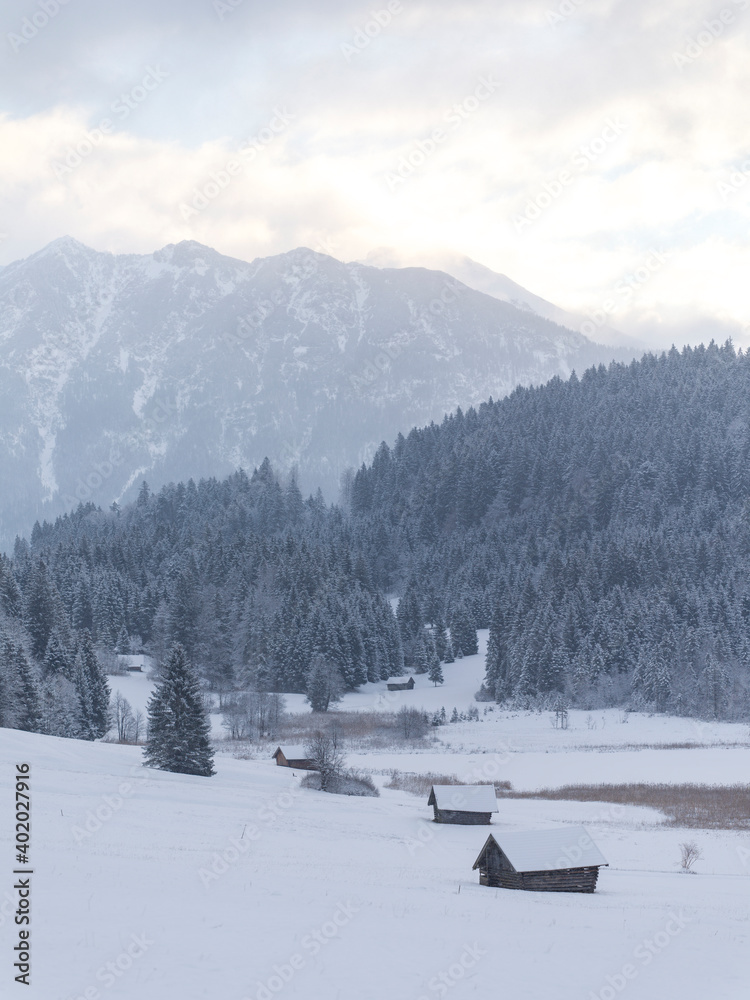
0,237,633,547
362,247,634,348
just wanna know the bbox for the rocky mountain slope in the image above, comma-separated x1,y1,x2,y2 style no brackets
0,237,632,547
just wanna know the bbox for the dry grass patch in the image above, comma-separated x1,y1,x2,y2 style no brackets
385,771,462,796
281,710,431,747
497,783,750,830
386,771,511,797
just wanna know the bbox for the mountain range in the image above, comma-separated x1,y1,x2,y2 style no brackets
0,237,635,548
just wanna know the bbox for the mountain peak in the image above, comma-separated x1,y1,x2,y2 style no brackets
39,235,94,256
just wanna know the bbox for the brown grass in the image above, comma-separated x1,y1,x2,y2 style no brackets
386,770,512,797
281,710,429,746
385,771,462,796
497,783,750,830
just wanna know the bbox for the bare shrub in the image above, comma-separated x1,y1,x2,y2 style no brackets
281,709,429,748
304,731,346,791
679,840,703,872
474,683,494,702
221,691,286,741
301,768,379,797
396,706,430,740
113,692,134,742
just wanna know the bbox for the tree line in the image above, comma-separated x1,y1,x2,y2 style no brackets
3,341,750,736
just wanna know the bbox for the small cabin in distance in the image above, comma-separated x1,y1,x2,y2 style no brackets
472,826,608,893
386,676,415,691
427,785,498,825
117,654,154,673
272,745,316,770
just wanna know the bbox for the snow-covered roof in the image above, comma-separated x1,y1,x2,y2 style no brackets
428,785,498,813
273,745,309,760
474,826,608,873
385,676,414,685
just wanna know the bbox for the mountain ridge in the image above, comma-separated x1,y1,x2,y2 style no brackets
0,237,634,548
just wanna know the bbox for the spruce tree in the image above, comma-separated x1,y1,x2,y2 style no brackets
143,644,215,776
75,631,111,739
24,560,57,661
428,654,444,686
305,654,343,713
13,646,42,733
43,629,74,680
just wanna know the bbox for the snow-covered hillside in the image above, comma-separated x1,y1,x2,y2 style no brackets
0,238,632,548
56,632,750,997
1,720,748,1000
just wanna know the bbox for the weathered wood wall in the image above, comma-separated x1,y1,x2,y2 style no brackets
434,808,492,825
478,865,602,893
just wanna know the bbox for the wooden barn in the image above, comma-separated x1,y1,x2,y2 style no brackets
271,745,316,770
472,826,608,893
386,676,415,691
427,785,498,825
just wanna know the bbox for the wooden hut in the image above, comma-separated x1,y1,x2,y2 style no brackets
272,745,316,770
386,676,415,691
472,826,608,893
427,785,498,825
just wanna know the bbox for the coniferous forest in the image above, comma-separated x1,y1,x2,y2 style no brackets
2,341,750,735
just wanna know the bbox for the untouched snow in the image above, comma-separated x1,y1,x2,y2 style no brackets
0,729,748,999
15,631,742,996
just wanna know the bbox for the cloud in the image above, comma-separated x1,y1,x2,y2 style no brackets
1,0,749,343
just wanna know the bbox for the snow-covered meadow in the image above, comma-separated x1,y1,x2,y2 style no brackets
3,630,747,999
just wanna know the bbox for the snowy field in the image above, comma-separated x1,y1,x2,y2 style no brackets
1,734,749,998
5,632,744,997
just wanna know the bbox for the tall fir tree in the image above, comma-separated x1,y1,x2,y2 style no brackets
143,644,215,776
75,630,111,739
13,645,42,733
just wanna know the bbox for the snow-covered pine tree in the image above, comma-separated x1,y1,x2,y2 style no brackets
43,628,74,680
699,654,729,720
450,602,478,657
13,645,42,733
76,630,111,739
305,654,343,713
24,560,58,661
428,652,444,686
115,626,131,655
143,644,215,776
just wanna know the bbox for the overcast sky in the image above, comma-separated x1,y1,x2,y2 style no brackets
1,0,749,345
